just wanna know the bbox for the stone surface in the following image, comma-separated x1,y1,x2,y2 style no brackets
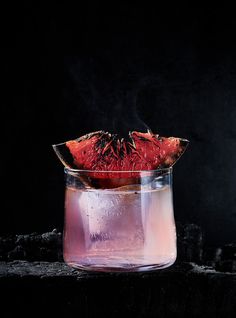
0,261,235,317
0,229,63,262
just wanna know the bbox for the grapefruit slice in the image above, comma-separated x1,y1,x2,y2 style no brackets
53,130,188,188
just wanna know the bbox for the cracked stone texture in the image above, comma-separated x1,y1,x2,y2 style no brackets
0,261,236,317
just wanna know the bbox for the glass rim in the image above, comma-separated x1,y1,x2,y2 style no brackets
64,167,173,174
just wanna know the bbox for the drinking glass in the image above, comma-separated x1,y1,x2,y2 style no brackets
63,168,176,272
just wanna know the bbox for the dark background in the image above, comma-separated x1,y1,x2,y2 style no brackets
2,4,236,247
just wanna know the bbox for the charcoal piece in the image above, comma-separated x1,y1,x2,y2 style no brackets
215,243,236,272
0,235,16,261
0,229,63,262
8,246,26,260
176,223,203,263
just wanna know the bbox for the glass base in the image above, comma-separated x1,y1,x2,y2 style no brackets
65,256,176,272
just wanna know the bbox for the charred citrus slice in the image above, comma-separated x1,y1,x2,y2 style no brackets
53,130,188,188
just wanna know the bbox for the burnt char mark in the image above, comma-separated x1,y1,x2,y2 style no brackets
137,136,151,142
95,133,110,149
119,139,133,158
179,138,190,149
96,133,122,158
111,138,118,155
96,138,107,149
119,149,124,159
126,142,133,155
104,136,120,158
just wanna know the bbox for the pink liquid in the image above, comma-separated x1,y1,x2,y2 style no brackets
63,185,176,272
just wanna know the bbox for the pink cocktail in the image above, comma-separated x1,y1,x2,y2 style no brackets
63,168,176,272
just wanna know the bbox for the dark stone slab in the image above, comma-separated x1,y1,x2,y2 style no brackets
0,261,235,317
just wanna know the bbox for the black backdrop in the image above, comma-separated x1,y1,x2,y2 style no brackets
2,4,236,247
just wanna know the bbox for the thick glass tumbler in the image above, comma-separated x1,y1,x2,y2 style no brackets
63,168,176,272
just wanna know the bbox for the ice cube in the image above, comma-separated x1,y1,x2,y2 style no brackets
78,187,144,250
